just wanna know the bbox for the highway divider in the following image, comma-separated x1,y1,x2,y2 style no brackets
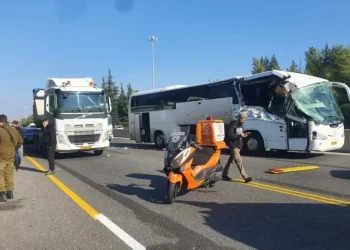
113,128,130,138
112,129,350,154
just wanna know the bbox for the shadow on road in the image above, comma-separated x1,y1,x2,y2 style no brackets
177,200,350,250
23,144,97,160
106,173,178,205
110,142,165,152
241,150,322,160
330,170,350,180
18,166,45,173
111,141,322,160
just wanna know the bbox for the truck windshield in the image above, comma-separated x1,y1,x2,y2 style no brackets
56,91,106,112
290,82,344,125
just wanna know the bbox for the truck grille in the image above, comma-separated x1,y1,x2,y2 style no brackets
68,134,100,145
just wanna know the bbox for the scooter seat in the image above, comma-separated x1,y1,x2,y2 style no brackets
191,146,216,166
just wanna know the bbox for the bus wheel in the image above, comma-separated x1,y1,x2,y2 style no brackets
245,131,265,155
154,132,165,149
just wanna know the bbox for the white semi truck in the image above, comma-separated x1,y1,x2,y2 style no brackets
33,77,113,156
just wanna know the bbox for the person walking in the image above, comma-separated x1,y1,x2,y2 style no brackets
0,114,23,202
42,118,56,175
222,112,253,183
11,120,24,168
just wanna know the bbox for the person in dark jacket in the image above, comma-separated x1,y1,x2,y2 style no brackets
42,118,56,175
0,114,23,202
222,112,253,183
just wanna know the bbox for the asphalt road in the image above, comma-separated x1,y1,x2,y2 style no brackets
3,138,350,250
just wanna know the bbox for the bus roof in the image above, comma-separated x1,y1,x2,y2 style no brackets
131,70,328,97
242,70,328,88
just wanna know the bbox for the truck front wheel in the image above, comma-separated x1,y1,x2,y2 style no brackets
94,150,103,156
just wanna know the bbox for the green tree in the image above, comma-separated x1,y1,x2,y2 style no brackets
305,44,350,106
117,83,128,125
21,115,34,127
288,60,299,72
305,44,350,85
268,54,280,71
126,82,138,99
102,69,119,125
252,57,267,74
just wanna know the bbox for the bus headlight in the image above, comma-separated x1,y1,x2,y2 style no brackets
312,131,327,140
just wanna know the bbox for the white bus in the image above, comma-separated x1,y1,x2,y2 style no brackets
128,70,350,153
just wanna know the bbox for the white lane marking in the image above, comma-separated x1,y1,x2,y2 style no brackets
317,151,350,156
96,214,146,250
278,150,350,156
113,137,131,140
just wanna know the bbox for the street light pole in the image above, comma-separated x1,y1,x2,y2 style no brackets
148,36,157,89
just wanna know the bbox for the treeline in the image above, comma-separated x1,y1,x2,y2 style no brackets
101,68,138,127
251,44,350,125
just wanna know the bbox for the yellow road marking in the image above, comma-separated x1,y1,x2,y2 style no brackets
234,179,350,206
265,165,319,174
26,156,99,220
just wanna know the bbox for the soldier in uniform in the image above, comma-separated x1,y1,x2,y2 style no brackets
0,114,23,202
12,120,24,167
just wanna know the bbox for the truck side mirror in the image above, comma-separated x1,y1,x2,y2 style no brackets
45,96,50,113
108,97,112,113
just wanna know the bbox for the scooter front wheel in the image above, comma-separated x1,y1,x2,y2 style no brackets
167,181,180,204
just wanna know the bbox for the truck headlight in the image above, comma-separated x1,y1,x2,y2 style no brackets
103,132,109,141
57,134,66,145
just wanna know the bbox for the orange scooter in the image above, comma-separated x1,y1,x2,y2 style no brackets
164,117,226,204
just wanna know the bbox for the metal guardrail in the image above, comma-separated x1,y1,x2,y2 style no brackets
113,128,130,138
112,129,350,153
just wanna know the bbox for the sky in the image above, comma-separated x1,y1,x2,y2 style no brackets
1,0,350,120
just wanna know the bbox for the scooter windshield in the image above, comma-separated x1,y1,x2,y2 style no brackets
167,125,190,152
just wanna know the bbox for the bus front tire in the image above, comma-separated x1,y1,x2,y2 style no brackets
154,132,165,149
244,131,265,155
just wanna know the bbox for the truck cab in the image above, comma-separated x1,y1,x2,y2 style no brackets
33,78,112,155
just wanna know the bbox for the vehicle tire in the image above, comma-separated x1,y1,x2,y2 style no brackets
244,131,265,155
154,132,165,149
94,150,104,156
167,181,180,204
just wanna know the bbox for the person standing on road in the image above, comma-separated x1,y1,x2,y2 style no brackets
0,114,23,202
42,118,56,175
11,120,24,167
222,112,253,183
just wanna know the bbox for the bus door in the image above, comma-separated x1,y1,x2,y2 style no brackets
263,120,288,150
134,113,141,143
286,114,308,151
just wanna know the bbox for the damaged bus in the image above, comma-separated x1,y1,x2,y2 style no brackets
128,70,350,153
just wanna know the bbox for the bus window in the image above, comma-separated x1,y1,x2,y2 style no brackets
208,82,239,104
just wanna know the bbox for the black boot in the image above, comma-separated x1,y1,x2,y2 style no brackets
0,192,7,202
6,191,13,200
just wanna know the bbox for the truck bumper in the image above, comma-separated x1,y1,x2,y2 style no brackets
55,140,110,153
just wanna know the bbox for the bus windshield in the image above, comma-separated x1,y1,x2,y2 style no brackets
290,82,344,125
56,90,106,112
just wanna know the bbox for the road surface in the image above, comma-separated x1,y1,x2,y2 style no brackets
1,138,350,250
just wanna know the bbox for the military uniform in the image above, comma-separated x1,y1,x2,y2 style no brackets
0,123,23,201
